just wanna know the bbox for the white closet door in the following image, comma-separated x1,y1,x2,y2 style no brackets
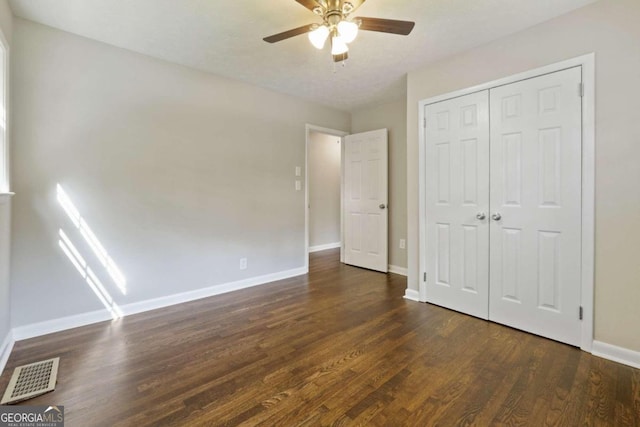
489,67,583,346
424,91,490,319
344,129,388,272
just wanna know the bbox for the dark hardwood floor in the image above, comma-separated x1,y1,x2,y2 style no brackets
1,249,638,426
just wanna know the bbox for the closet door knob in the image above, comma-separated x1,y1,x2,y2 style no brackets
492,212,502,221
476,212,486,220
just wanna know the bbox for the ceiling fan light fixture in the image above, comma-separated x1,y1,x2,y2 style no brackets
331,34,349,55
308,24,330,49
263,0,416,64
337,20,359,43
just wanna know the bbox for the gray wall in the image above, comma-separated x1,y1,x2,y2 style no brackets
10,19,349,327
308,131,341,249
0,0,12,350
0,202,10,345
407,0,640,351
352,99,407,269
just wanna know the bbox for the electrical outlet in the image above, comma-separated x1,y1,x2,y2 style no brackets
239,258,247,270
399,239,406,249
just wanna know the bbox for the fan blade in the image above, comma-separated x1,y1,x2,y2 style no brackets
333,51,349,62
295,0,320,12
356,17,415,35
263,24,315,43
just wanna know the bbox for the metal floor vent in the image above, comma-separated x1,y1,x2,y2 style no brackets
1,357,60,404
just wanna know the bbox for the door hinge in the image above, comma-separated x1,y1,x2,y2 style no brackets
423,272,427,282
423,117,427,128
578,83,584,97
579,306,583,320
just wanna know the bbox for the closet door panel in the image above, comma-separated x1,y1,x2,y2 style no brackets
489,67,583,346
424,91,490,319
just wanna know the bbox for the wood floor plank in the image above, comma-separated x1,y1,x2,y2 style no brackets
0,248,638,426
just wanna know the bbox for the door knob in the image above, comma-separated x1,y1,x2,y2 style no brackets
379,204,387,210
476,212,486,220
492,212,502,221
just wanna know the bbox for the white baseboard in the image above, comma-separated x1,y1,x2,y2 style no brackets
592,340,640,370
121,266,307,317
12,266,308,342
403,289,420,302
12,309,113,341
0,330,15,375
388,265,408,276
309,242,341,253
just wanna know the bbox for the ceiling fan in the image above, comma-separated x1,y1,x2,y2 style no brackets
263,0,415,62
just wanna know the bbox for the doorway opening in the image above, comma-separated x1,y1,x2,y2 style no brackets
304,125,348,269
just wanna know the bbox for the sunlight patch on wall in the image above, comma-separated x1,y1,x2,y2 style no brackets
56,184,127,294
58,229,123,319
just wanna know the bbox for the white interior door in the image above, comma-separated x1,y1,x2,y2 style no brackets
424,91,490,319
489,67,583,346
344,129,388,272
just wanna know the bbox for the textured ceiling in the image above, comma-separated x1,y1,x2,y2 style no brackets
9,0,598,111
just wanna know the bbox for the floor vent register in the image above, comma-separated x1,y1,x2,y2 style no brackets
1,357,60,404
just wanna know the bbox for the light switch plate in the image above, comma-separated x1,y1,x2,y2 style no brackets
295,180,302,191
295,166,301,177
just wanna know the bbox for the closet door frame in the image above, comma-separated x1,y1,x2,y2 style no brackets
417,53,595,352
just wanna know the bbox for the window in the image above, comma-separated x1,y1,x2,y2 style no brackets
0,31,8,196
